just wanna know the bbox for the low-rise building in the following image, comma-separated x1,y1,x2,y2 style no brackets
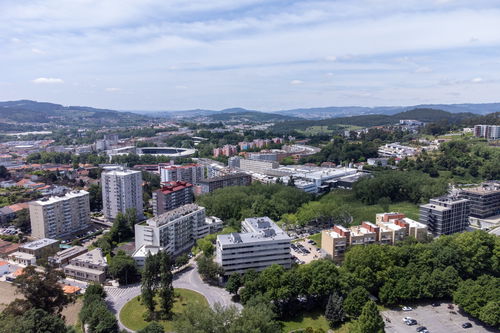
378,142,418,158
376,213,428,241
216,217,291,275
49,246,88,266
19,238,59,259
63,248,107,283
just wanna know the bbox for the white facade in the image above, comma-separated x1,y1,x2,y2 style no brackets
474,125,500,140
159,164,205,184
216,217,291,275
134,204,209,256
378,142,418,158
102,168,144,220
29,190,90,239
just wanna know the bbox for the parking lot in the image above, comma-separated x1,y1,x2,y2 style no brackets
291,239,322,264
383,303,498,333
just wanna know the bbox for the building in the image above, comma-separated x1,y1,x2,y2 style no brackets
420,196,470,235
159,164,205,184
197,173,252,194
102,167,144,220
213,145,238,157
216,217,291,275
8,238,59,266
474,125,500,140
153,181,194,216
0,240,20,258
367,158,389,167
228,156,241,169
29,190,90,239
378,143,418,158
63,248,107,283
0,202,28,225
239,159,279,174
132,245,164,268
49,246,88,266
375,213,428,241
134,204,210,257
460,182,500,218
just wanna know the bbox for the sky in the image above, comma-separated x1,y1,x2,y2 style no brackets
1,0,500,111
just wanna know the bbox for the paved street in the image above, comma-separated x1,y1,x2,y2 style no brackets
106,261,240,332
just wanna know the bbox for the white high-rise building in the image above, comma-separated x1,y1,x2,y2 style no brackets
159,164,205,184
102,167,144,220
134,204,209,257
29,190,90,239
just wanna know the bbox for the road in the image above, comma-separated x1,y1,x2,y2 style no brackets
106,261,240,332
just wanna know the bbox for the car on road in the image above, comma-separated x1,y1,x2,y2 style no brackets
462,322,472,329
402,306,413,311
416,326,427,332
404,318,418,326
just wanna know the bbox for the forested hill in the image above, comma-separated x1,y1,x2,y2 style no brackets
0,100,152,128
271,108,479,133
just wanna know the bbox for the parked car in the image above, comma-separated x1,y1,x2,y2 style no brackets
431,303,440,307
402,306,413,311
462,323,472,329
416,327,427,332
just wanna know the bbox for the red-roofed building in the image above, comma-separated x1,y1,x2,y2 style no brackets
152,181,194,216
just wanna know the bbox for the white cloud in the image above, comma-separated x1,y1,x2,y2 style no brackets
105,87,121,92
415,66,432,73
31,48,45,54
32,77,64,84
174,85,188,89
471,77,483,83
290,80,303,85
325,56,337,62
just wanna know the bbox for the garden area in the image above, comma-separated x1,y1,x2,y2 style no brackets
119,288,208,331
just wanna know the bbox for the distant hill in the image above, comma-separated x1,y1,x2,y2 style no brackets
0,100,152,128
271,103,500,119
270,108,480,133
206,110,298,122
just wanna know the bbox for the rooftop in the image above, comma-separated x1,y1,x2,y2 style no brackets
157,181,193,194
218,217,290,245
32,190,89,206
461,182,500,195
21,238,59,250
72,248,107,266
102,167,141,176
145,204,204,227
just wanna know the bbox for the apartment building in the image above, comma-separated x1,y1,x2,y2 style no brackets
134,204,210,257
102,167,143,220
420,196,470,235
29,190,90,239
213,145,238,157
63,248,107,283
239,159,279,174
216,217,291,275
152,181,194,216
49,246,88,266
197,173,251,194
460,182,500,218
159,164,205,184
376,212,428,241
474,125,500,140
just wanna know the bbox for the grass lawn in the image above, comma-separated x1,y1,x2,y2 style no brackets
280,310,330,332
120,288,208,332
300,126,334,135
308,232,322,248
328,190,420,224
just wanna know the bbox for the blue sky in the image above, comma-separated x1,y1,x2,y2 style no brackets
1,0,500,111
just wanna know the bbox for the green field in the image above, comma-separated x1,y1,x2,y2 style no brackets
119,288,208,331
300,126,334,135
280,310,330,332
308,233,322,248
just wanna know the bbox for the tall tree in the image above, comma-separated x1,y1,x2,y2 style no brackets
351,300,384,333
324,292,345,327
343,286,370,318
158,252,174,319
225,273,242,295
142,253,160,319
108,250,139,285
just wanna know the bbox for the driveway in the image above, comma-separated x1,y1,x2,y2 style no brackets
106,261,240,332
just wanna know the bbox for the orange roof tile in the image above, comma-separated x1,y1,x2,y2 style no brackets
62,285,81,294
0,261,9,266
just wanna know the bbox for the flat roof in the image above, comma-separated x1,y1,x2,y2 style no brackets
218,217,290,245
32,190,88,206
21,238,58,250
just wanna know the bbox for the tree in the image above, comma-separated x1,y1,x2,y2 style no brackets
108,250,139,285
142,253,160,319
378,197,391,213
351,300,384,333
175,254,189,267
325,292,345,327
110,212,132,242
0,165,10,179
197,254,223,284
12,208,31,233
343,286,370,318
79,283,118,333
158,252,174,319
88,184,102,211
138,322,165,333
226,273,242,295
9,266,69,315
10,308,67,333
